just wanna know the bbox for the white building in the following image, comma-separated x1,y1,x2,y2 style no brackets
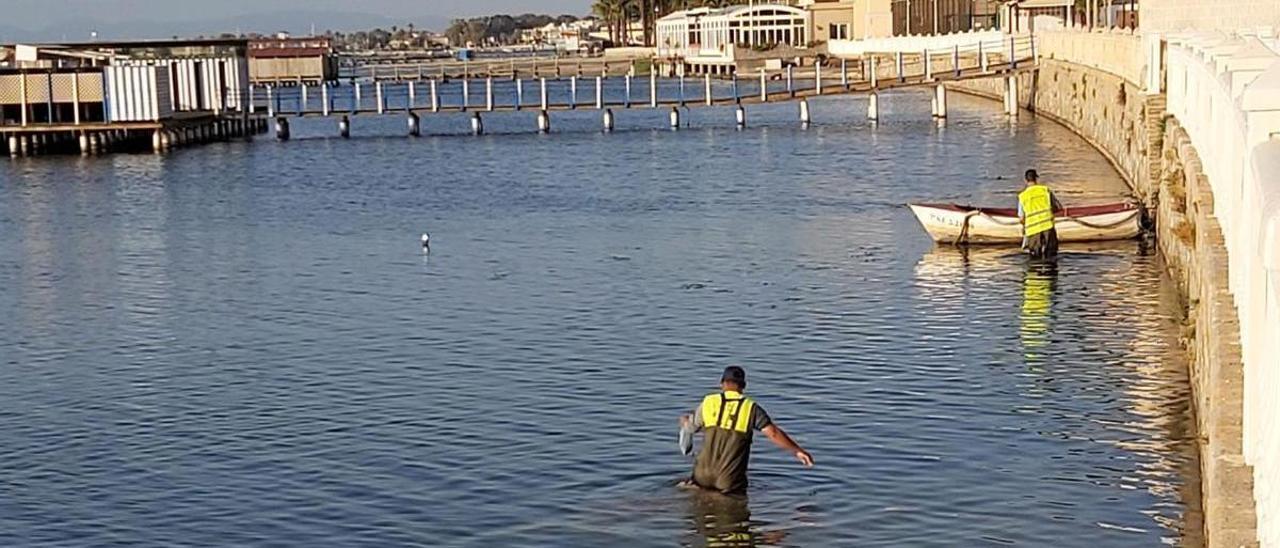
656,3,811,70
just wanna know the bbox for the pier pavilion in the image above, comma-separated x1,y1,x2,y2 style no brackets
655,3,811,75
0,39,266,156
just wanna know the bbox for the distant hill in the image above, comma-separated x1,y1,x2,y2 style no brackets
0,10,452,43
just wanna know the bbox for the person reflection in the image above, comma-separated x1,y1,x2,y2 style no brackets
1020,259,1059,367
684,489,786,547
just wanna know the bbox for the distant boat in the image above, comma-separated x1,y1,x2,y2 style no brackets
908,202,1143,245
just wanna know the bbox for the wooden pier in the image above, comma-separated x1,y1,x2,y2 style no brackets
251,37,1038,139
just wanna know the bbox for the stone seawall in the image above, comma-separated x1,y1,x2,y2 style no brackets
949,61,1260,546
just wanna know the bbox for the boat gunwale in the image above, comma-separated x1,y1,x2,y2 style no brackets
908,202,1139,219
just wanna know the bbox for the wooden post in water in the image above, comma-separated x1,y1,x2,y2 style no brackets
300,83,308,114
462,79,470,111
570,76,578,109
322,83,330,116
540,78,549,111
354,83,362,113
980,40,989,72
595,76,603,109
871,55,879,88
485,78,494,112
248,84,256,114
266,85,275,117
786,65,794,97
953,45,961,78
376,82,385,114
840,59,848,88
408,81,416,110
430,79,439,113
515,78,524,111
704,73,712,106
624,75,632,108
868,92,879,121
678,74,686,106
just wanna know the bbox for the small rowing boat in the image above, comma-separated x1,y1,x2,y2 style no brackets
907,202,1143,244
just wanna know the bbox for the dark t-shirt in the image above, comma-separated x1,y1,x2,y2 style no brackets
690,394,772,494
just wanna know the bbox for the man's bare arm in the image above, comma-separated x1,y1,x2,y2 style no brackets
762,424,814,467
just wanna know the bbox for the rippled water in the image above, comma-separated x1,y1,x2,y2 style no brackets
0,90,1199,547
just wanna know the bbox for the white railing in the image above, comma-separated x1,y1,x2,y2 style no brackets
828,29,1005,57
1166,29,1280,548
1035,25,1148,87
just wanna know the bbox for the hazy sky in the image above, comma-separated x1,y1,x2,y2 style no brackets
6,0,594,31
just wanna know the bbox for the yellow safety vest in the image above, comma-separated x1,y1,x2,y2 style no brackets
1019,184,1056,237
701,391,755,434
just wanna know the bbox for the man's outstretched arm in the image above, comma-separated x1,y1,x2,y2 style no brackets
762,424,814,467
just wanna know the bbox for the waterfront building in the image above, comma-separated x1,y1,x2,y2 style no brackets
1002,0,1075,32
248,36,337,85
655,3,811,74
891,0,1004,35
796,0,894,43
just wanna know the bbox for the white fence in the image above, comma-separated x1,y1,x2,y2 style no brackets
104,66,174,122
828,29,1005,56
1166,29,1280,547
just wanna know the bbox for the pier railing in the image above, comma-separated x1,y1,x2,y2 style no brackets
1166,29,1280,546
242,34,1036,121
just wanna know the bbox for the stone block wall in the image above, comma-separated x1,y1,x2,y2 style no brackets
1159,119,1260,548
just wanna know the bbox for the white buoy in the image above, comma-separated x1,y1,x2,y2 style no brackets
868,92,880,122
669,106,680,130
421,233,431,252
602,108,615,132
339,115,351,138
735,105,746,128
471,112,484,135
537,110,551,133
935,84,948,119
799,98,811,125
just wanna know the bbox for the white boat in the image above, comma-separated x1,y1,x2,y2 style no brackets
907,202,1143,244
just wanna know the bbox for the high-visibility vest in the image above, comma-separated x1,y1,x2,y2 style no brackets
1019,184,1055,237
701,391,755,434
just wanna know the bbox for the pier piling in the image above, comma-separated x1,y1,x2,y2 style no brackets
516,78,524,111
735,105,746,128
602,108,614,132
538,110,551,134
486,78,494,112
540,78,549,111
407,113,420,137
868,92,879,121
669,106,680,130
431,79,440,112
339,115,351,138
471,112,484,135
799,98,811,125
596,76,604,110
935,84,948,118
704,74,713,106
275,117,290,141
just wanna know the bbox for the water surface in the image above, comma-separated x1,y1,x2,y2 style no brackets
0,91,1198,547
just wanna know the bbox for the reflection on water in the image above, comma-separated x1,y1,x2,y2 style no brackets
1021,260,1058,362
0,92,1197,547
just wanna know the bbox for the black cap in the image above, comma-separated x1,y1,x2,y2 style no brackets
721,366,747,388
1025,169,1039,182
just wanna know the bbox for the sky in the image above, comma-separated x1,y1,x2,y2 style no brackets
2,0,595,41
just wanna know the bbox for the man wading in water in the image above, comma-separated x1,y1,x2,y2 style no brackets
1018,169,1064,260
678,366,814,494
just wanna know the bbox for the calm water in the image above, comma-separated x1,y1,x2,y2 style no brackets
0,91,1199,547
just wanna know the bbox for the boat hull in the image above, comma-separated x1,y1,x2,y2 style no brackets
908,203,1143,244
